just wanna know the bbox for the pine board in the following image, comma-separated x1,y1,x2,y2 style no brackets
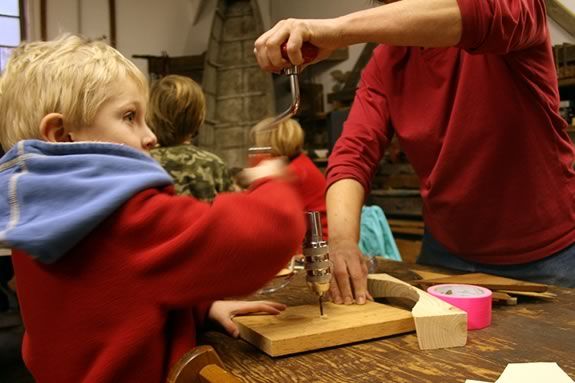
234,301,415,357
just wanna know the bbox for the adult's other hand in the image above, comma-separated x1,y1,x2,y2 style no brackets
328,238,371,305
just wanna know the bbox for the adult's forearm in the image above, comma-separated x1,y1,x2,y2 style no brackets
336,0,462,48
326,179,365,244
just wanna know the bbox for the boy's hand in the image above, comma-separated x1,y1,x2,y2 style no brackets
208,300,287,338
236,158,287,187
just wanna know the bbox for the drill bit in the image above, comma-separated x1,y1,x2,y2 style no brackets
319,296,324,317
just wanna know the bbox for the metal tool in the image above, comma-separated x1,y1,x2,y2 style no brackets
303,211,331,317
256,42,319,132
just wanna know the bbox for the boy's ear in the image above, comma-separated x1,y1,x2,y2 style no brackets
39,113,71,143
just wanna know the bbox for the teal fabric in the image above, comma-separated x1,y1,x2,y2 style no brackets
359,205,402,261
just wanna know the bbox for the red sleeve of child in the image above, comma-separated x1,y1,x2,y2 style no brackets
107,178,305,308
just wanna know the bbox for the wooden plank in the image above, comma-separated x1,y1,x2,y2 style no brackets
497,290,557,301
234,301,414,357
368,273,467,350
411,269,452,280
388,219,425,229
411,273,549,293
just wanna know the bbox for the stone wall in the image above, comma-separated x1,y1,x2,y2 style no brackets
199,0,275,168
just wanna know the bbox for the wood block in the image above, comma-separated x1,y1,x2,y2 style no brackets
234,301,415,357
368,274,467,350
411,273,548,292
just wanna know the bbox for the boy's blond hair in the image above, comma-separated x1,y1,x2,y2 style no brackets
147,75,206,147
0,34,148,151
250,118,304,158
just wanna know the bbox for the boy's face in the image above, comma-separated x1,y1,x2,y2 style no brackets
70,77,157,152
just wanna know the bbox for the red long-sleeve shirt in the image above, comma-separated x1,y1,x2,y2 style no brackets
12,180,305,383
327,0,575,264
289,153,328,238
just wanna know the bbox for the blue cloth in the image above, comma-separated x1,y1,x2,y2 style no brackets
359,205,402,261
0,140,173,264
418,230,575,288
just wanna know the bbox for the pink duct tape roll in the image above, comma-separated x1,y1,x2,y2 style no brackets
427,284,492,330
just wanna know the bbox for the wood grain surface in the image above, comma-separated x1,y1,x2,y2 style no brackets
235,301,414,356
368,273,467,350
200,260,575,383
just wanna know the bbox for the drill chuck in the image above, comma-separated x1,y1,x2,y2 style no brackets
303,212,331,297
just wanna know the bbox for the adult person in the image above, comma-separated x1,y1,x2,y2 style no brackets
254,0,575,304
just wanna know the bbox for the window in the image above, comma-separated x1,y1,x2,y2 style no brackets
0,0,25,72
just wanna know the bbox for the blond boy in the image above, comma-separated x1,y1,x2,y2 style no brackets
0,35,304,383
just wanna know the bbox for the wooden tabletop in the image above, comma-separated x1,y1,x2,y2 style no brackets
200,260,575,383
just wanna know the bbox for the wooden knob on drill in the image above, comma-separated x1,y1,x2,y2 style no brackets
280,42,319,64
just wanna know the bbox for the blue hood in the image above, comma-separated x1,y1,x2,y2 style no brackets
0,140,173,263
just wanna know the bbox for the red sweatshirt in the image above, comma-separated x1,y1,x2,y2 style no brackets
289,153,328,238
12,180,305,383
327,0,575,264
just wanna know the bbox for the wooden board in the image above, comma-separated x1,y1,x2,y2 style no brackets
368,274,467,350
234,301,415,357
411,273,548,292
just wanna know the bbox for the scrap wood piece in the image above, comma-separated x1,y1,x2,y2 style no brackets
492,291,518,305
411,273,548,293
497,290,557,301
410,269,452,280
368,273,467,350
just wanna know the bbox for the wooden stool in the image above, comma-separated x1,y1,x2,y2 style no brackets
166,345,241,383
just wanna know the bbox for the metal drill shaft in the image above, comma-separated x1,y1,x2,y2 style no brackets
303,211,331,318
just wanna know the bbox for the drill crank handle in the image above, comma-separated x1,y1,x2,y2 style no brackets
280,42,319,67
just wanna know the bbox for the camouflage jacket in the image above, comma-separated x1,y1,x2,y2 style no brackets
150,145,234,202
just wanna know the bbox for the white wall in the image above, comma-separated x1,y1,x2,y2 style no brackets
116,0,217,74
37,0,219,75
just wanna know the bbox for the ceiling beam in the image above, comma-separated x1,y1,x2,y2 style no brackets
547,0,575,37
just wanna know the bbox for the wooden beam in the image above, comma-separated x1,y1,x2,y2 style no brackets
108,0,116,47
40,0,46,40
547,0,575,37
19,0,27,40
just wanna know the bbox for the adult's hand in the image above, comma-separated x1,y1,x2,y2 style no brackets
253,18,341,73
328,238,370,305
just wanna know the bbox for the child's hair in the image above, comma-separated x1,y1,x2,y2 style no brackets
147,75,206,147
0,34,148,151
250,118,304,158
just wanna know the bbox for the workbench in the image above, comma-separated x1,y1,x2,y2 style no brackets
200,260,575,382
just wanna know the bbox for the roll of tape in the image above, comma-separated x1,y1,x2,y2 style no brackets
427,284,492,330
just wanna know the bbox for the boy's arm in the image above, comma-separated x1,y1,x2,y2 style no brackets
114,178,305,308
